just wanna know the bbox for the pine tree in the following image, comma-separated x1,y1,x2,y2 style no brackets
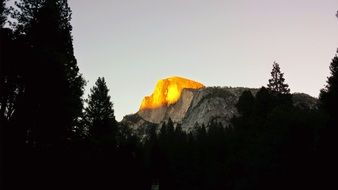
317,51,338,190
84,77,116,139
9,0,85,144
0,2,15,122
267,62,290,94
320,53,338,120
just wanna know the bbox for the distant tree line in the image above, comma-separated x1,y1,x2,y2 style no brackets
140,60,337,190
1,1,338,190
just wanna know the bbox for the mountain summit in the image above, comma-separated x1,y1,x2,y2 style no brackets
139,76,205,110
122,77,317,134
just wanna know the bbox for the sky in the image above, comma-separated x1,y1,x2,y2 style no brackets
68,0,338,121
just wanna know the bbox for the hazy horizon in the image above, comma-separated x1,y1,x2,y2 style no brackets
68,0,338,121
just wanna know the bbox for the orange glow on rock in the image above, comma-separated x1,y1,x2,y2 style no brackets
140,76,204,110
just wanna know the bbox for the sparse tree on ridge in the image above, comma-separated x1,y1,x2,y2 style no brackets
267,61,290,94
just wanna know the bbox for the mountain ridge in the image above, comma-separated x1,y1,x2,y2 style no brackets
122,85,317,135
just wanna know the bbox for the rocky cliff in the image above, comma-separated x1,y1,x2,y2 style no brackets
122,77,317,133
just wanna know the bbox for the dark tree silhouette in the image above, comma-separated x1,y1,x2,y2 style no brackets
0,1,7,185
0,0,7,27
0,29,19,123
267,62,290,94
0,1,14,123
317,53,338,189
236,90,254,117
1,0,28,150
8,0,85,144
253,87,274,117
84,77,116,140
320,53,338,121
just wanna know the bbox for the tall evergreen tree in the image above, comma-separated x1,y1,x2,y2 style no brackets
0,0,13,123
320,53,338,121
267,62,290,94
0,30,23,122
84,77,116,139
8,0,85,144
1,0,29,147
317,52,338,190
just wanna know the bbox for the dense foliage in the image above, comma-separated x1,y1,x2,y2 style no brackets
1,2,337,190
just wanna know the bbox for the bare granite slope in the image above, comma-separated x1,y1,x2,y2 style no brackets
121,86,317,133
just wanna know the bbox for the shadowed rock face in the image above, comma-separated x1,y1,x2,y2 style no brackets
138,87,257,130
180,87,253,130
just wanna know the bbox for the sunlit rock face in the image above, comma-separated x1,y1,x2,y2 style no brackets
122,82,317,134
129,85,258,132
139,76,205,110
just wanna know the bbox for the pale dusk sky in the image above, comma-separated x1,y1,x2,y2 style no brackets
68,0,338,120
